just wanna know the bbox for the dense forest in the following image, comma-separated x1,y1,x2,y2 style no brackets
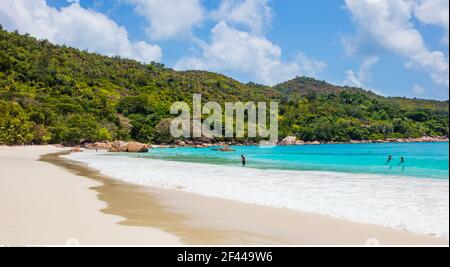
0,27,448,145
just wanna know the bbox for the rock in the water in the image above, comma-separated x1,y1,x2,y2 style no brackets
212,146,236,152
295,140,305,145
174,140,186,147
259,140,277,146
127,142,149,153
280,136,297,145
94,142,112,150
109,141,129,152
70,147,82,153
194,136,213,144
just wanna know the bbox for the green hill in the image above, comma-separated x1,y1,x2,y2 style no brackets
275,76,351,97
0,28,448,145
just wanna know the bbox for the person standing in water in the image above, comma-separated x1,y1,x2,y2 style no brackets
386,155,394,170
387,155,393,163
241,155,246,167
399,156,406,172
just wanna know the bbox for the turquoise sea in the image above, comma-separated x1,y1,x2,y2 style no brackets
144,142,449,180
66,142,449,238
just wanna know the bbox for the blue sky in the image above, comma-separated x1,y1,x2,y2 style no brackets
1,0,449,100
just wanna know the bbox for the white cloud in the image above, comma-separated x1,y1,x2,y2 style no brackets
344,0,449,87
344,70,361,88
412,84,425,95
0,0,162,63
344,56,379,88
175,22,326,86
127,0,204,40
211,0,273,35
413,0,449,42
295,52,327,78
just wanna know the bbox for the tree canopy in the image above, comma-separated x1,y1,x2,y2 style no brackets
0,28,448,145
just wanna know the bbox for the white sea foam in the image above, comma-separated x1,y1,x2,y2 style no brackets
65,151,449,239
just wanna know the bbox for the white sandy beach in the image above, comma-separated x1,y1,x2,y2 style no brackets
0,145,448,246
0,146,181,245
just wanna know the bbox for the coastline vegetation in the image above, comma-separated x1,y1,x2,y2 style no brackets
0,28,448,145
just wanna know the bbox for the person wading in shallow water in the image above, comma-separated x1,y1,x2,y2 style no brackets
241,155,246,167
387,155,393,163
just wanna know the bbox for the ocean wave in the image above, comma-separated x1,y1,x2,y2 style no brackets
65,151,449,239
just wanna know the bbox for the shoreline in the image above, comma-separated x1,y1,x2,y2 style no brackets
1,145,447,245
154,139,450,149
56,149,447,245
9,135,447,151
